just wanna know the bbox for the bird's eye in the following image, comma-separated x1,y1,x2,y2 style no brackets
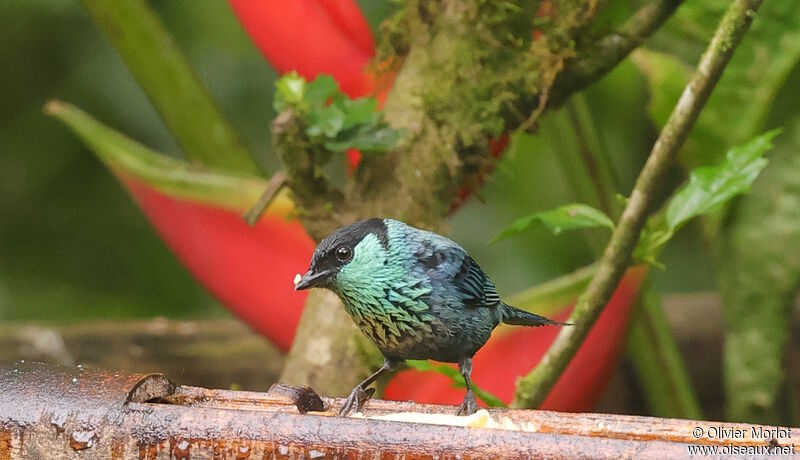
335,245,353,262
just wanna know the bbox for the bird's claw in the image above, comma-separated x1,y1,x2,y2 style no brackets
337,386,376,417
456,390,477,416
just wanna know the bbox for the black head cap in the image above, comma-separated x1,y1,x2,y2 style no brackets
294,218,388,290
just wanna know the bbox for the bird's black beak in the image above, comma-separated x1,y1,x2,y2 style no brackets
294,269,332,291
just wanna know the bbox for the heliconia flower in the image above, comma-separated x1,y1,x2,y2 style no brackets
46,101,314,351
228,0,374,97
124,179,313,350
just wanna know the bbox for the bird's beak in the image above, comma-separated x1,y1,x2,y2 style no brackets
294,269,331,291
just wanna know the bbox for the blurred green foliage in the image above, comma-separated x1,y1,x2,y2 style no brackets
0,1,276,320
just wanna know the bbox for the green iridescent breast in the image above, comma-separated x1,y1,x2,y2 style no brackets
332,232,436,348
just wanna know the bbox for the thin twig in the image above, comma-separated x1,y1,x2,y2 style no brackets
512,0,766,409
242,171,288,226
564,99,615,217
518,85,551,134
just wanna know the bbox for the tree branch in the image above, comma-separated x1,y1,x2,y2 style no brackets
512,0,766,409
549,0,685,108
243,171,287,226
270,110,351,240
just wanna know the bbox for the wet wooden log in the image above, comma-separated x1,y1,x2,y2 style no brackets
1,362,797,459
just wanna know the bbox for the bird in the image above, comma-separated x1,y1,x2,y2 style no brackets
294,218,568,416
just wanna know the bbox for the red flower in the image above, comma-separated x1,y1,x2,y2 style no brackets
124,177,314,350
229,0,374,97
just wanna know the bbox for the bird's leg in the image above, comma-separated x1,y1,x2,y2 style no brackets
456,357,478,415
337,357,397,417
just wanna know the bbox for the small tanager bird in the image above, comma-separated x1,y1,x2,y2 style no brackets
295,218,568,416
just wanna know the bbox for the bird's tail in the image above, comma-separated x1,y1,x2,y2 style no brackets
500,303,572,327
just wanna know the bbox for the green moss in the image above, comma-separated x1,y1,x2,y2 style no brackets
375,0,599,152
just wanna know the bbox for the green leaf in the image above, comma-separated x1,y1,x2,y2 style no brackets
325,125,405,153
341,98,380,129
405,360,507,408
46,100,277,213
665,130,779,234
274,73,403,154
274,71,307,113
80,0,262,174
308,104,347,137
493,204,614,242
635,131,779,264
304,74,339,109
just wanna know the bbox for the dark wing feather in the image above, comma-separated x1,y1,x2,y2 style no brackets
453,255,501,309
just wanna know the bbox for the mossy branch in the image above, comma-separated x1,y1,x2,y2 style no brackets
549,0,685,107
271,110,351,240
512,0,766,409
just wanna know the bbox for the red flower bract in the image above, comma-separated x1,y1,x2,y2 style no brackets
229,0,374,97
124,177,314,351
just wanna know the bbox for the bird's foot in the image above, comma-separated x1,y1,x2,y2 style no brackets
455,390,477,416
337,386,376,417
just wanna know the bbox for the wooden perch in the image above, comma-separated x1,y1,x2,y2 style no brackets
1,362,797,459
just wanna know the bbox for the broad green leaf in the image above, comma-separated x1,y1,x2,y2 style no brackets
493,204,614,242
46,100,289,214
341,98,380,129
405,360,507,408
665,130,779,235
81,0,261,174
635,131,778,263
717,118,800,424
308,104,347,137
